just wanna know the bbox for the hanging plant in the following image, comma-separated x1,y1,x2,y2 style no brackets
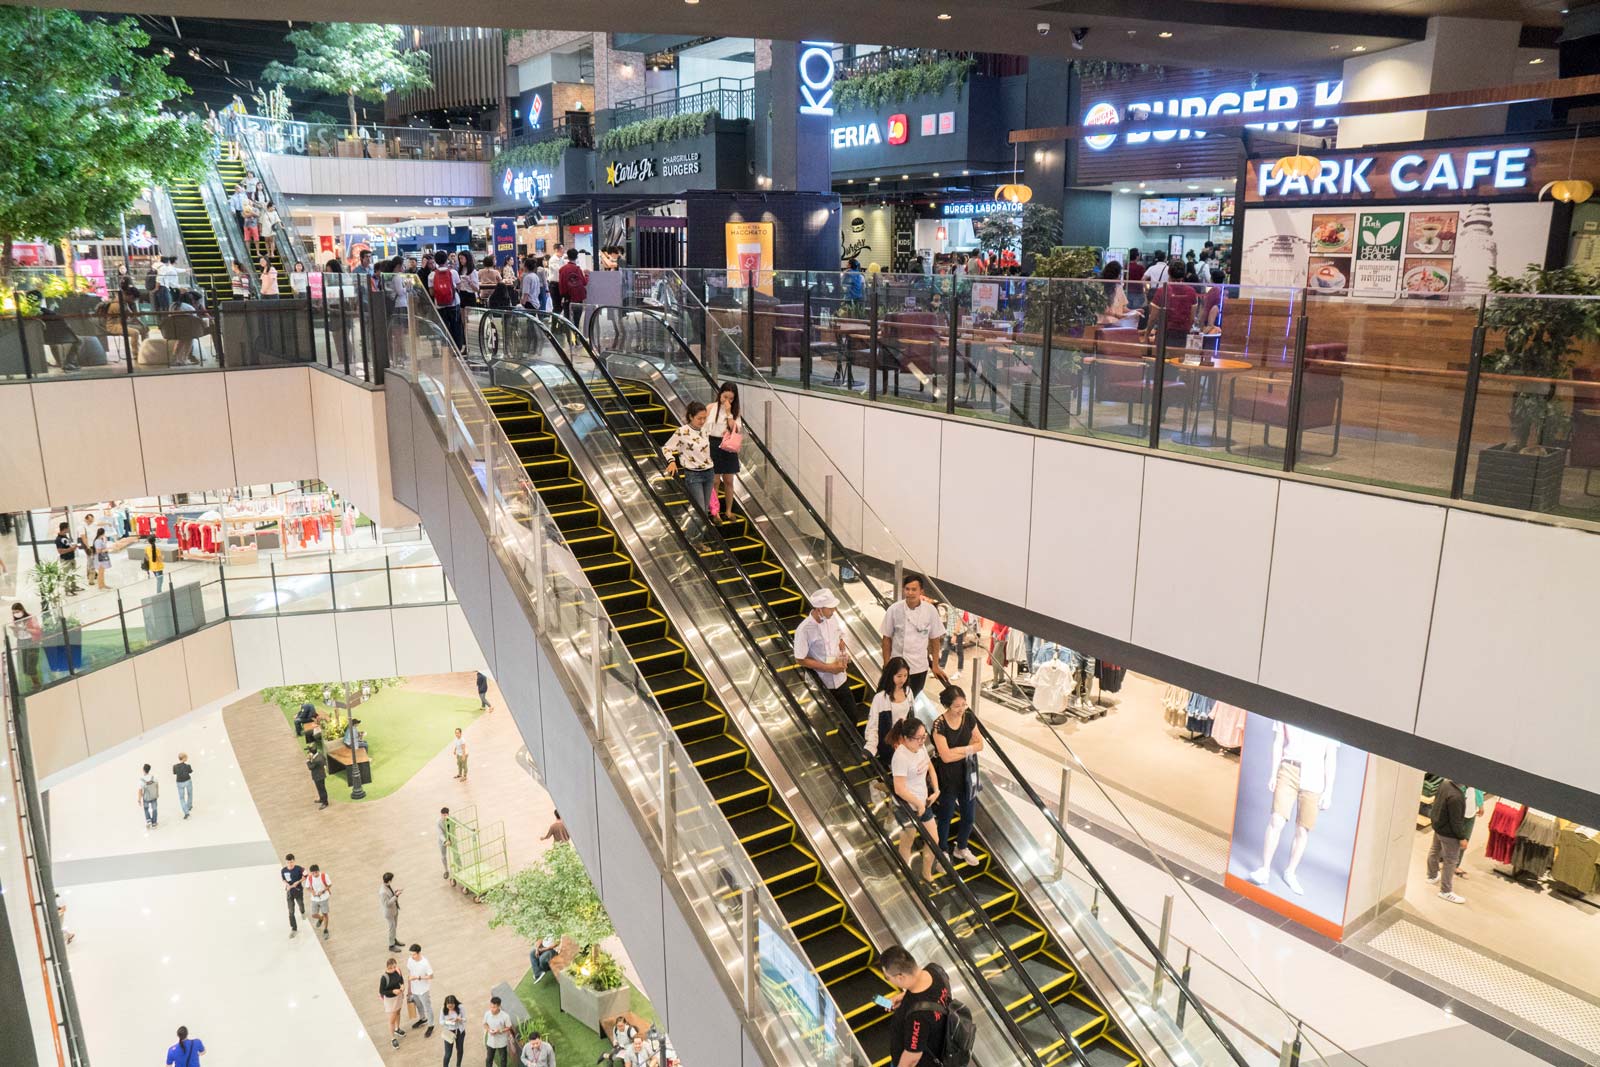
834,57,976,111
1076,61,1167,89
596,109,714,154
495,139,569,171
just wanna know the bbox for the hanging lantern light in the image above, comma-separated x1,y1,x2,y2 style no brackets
1538,125,1593,204
994,143,1033,205
1273,151,1322,179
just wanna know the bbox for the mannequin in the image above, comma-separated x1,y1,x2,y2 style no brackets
1248,721,1339,896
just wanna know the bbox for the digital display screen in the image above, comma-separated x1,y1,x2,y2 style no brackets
1139,197,1180,227
1180,197,1221,226
1220,196,1237,223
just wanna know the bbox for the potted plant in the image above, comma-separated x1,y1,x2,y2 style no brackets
486,843,629,1035
1473,265,1600,511
29,561,84,672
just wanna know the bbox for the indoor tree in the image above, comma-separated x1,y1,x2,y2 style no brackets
0,8,210,275
263,22,432,136
486,842,623,991
1481,264,1600,449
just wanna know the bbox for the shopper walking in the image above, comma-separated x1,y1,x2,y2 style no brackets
164,1024,206,1066
10,604,42,690
53,522,80,592
381,871,403,951
879,946,956,1067
138,763,160,828
456,252,479,308
540,811,570,845
889,718,941,880
476,670,492,710
932,686,983,866
439,994,466,1067
557,247,588,325
453,727,469,780
306,863,333,939
438,807,453,879
794,589,855,722
307,744,330,808
483,995,514,1066
1428,777,1471,905
879,573,947,697
406,943,436,1037
864,657,917,768
704,381,743,522
430,250,465,349
380,957,407,1048
172,751,195,819
281,853,306,938
90,527,113,590
145,535,166,594
660,401,715,518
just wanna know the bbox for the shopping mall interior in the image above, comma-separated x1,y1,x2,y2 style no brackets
3,3,1600,1067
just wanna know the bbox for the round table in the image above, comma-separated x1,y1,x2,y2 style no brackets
1165,357,1252,445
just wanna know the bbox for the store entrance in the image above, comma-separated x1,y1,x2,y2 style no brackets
636,220,687,268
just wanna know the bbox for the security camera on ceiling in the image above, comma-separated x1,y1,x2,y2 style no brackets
1036,21,1051,36
1071,27,1090,49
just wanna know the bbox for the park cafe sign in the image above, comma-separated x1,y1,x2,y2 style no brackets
1248,145,1536,202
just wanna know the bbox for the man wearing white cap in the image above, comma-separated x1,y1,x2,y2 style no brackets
794,589,856,721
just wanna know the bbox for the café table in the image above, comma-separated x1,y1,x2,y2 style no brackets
1165,355,1252,446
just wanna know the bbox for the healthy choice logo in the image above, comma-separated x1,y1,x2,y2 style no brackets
1083,80,1343,150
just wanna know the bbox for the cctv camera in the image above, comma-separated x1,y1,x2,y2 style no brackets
1072,27,1089,49
1036,21,1051,36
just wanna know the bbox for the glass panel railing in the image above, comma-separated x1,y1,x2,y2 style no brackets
585,291,1331,1065
385,278,873,1067
229,113,496,162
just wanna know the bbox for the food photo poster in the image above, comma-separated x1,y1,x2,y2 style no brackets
1240,201,1553,295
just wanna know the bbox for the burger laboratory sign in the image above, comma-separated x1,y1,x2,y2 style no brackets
1083,80,1344,149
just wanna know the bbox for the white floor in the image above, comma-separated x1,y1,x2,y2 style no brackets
44,698,384,1067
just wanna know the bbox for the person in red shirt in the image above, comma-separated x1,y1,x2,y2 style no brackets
1148,275,1199,349
1125,248,1145,283
557,248,588,324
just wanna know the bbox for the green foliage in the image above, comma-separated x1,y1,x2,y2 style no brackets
1482,264,1600,448
516,1004,555,1043
496,140,569,172
568,945,626,992
0,8,210,266
262,23,431,133
28,561,82,624
1024,246,1110,341
261,677,403,738
974,211,1017,262
835,57,975,111
1075,61,1166,89
597,110,712,154
487,842,616,951
1020,205,1065,260
973,204,1063,264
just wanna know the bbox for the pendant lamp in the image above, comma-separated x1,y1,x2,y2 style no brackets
995,143,1033,205
1273,150,1322,180
1539,125,1593,204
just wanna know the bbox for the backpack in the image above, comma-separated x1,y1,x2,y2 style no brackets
430,268,456,307
141,777,159,801
560,263,587,304
905,995,974,1067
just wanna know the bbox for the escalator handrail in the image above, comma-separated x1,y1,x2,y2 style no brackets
582,304,891,609
588,301,1254,1067
231,133,310,273
196,167,259,298
494,308,1090,1067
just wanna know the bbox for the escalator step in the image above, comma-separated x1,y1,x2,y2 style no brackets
579,552,634,584
664,700,727,743
703,768,769,816
751,842,820,898
829,968,897,1024
564,526,619,558
609,607,667,639
644,668,706,708
802,923,873,982
728,806,793,851
589,579,649,614
771,882,844,939
616,636,686,669
684,733,749,780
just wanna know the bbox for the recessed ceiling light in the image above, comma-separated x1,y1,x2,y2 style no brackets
1119,187,1132,193
901,174,909,179
1213,187,1224,193
1186,184,1199,190
1329,44,1342,51
1352,45,1367,52
1158,30,1173,38
1529,56,1545,64
846,178,853,184
961,169,969,176
932,171,940,177
937,12,951,19
1138,182,1146,188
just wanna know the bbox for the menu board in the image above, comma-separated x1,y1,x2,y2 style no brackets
1139,198,1179,227
1220,196,1236,223
1180,197,1221,226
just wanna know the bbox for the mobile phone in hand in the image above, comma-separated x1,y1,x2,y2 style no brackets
873,994,895,1010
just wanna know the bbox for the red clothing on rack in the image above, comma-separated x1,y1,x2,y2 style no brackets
136,515,151,536
1486,801,1525,863
156,516,170,539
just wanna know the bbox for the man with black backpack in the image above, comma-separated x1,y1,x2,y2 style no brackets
880,946,974,1066
429,249,464,349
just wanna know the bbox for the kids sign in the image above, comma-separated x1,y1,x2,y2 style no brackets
1242,143,1582,204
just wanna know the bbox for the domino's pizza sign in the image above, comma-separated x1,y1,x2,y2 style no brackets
501,166,551,207
529,93,544,130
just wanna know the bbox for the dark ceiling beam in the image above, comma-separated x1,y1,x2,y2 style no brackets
1038,0,1428,38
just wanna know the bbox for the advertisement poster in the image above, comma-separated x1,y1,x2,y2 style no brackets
1225,714,1369,939
74,258,107,297
1309,214,1355,255
725,221,775,294
491,217,519,269
970,281,1000,313
1400,257,1455,296
1307,256,1351,293
758,918,839,1057
1352,211,1404,292
1406,211,1458,256
318,234,335,255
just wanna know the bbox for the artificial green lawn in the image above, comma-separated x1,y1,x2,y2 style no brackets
278,686,484,802
512,966,659,1059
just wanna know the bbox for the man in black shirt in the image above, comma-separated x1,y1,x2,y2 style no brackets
53,523,79,593
1427,778,1470,905
882,946,950,1066
281,853,306,937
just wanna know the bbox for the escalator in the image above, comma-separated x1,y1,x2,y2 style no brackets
605,373,1143,1067
165,174,230,306
478,383,901,1064
216,150,289,285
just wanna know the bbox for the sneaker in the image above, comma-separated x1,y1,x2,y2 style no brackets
955,848,980,866
1426,873,1440,884
391,1037,400,1049
534,971,547,984
412,1020,426,1030
1283,870,1304,896
1438,892,1467,905
1247,867,1269,886
289,929,297,939
322,929,330,940
424,1026,434,1039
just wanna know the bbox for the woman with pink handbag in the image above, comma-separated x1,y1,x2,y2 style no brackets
705,381,744,524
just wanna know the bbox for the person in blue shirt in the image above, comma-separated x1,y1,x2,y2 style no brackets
165,1025,205,1066
843,258,866,304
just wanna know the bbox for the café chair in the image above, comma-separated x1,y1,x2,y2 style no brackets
880,311,943,396
1570,368,1600,496
1086,327,1189,437
1225,342,1347,456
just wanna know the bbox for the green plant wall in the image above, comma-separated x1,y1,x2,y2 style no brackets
834,57,976,111
495,140,569,171
597,110,713,154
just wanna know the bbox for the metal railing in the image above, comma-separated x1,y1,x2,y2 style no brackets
611,76,754,123
231,133,311,273
228,113,496,162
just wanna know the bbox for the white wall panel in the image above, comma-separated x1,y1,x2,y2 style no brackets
1132,461,1279,681
229,369,318,485
132,641,193,729
445,603,488,672
1025,440,1144,642
230,617,285,690
446,477,494,661
25,681,88,778
937,421,1033,606
309,370,349,495
133,375,236,495
796,394,864,549
594,780,667,1012
0,385,49,509
385,379,418,510
340,383,378,519
861,407,942,567
275,613,341,682
1260,484,1445,732
368,390,418,527
390,604,452,676
334,609,399,678
183,622,238,708
1418,512,1600,788
661,892,741,1058
75,659,141,754
263,155,491,198
32,378,146,503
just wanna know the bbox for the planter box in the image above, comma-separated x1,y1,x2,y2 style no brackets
1471,443,1566,512
556,969,630,1035
41,627,84,672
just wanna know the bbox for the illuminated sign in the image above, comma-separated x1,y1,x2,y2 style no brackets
887,114,909,146
606,156,656,187
528,93,544,129
1083,80,1343,150
661,152,701,177
832,123,881,149
1253,146,1532,200
942,200,1021,218
501,166,551,206
799,41,836,117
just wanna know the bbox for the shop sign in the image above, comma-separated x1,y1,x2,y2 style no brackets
423,196,475,207
605,157,656,187
726,221,775,293
888,115,909,146
798,41,836,117
832,111,957,151
528,93,544,130
500,166,551,207
491,217,518,263
1083,80,1343,150
1239,141,1600,204
661,152,701,178
942,201,1021,218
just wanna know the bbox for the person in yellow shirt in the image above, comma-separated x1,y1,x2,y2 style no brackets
144,535,166,594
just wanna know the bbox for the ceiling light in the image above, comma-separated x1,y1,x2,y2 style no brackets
1529,56,1545,64
995,184,1033,204
1138,182,1146,188
1119,187,1131,193
1274,152,1323,180
961,169,969,176
1330,44,1342,51
937,11,951,19
901,174,909,179
846,178,853,184
1352,45,1367,52
932,171,940,177
684,0,699,4
1213,187,1224,193
1158,31,1173,38
1187,184,1199,190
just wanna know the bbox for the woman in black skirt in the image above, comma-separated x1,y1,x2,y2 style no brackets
704,381,742,521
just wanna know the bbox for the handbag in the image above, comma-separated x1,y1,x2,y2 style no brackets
718,428,743,452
